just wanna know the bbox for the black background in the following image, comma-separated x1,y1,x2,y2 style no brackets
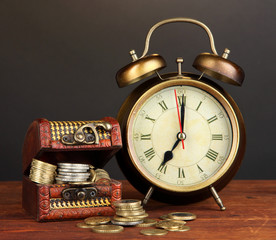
0,0,275,180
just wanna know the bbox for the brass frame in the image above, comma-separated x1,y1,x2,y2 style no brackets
117,73,246,200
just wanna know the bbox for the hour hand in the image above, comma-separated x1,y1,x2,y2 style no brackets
161,139,180,165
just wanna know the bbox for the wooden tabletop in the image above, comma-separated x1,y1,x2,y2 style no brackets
0,180,275,240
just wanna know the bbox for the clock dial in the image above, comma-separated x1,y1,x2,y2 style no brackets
127,80,239,192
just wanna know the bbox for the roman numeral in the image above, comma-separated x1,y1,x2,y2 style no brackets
158,100,168,112
157,164,167,174
212,134,223,140
197,164,204,173
177,95,186,106
145,115,155,123
178,168,185,178
144,148,155,161
140,134,151,140
207,115,218,124
196,101,202,111
206,149,219,161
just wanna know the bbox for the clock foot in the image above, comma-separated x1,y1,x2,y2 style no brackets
142,186,155,207
209,185,226,211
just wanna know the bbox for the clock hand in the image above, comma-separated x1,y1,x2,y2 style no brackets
181,94,185,134
174,90,185,149
161,91,186,166
161,139,180,165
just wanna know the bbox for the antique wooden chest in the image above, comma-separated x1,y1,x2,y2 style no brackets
22,117,122,221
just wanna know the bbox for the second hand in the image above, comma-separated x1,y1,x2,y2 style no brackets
174,89,185,149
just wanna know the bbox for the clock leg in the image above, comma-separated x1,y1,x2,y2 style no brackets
209,185,226,211
142,186,155,207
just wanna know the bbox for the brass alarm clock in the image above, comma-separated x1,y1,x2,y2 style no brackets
116,18,246,210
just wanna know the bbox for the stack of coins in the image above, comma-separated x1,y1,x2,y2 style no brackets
29,159,57,184
55,163,91,183
112,199,148,226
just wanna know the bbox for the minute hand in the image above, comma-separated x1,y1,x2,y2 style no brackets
181,94,185,133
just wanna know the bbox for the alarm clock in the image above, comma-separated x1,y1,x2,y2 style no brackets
116,18,245,210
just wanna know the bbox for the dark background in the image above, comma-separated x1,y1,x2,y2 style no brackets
0,0,275,181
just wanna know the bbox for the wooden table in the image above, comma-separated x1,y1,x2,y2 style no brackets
0,180,275,240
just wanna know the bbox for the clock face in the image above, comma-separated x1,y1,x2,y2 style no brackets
126,79,239,192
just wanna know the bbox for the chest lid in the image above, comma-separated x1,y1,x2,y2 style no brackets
22,117,122,175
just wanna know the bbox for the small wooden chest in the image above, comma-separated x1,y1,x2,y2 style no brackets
22,117,122,221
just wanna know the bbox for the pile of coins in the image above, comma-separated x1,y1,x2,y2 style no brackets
29,159,56,184
55,163,92,184
112,199,149,226
29,160,112,185
76,198,197,236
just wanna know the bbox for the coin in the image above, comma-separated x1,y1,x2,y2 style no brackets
111,219,143,226
84,216,111,225
116,206,143,211
168,212,197,221
126,212,149,219
159,214,171,220
91,225,124,233
76,222,95,229
136,218,157,227
57,163,90,168
140,229,168,236
155,220,186,229
58,168,89,173
58,172,90,177
113,215,143,222
55,177,88,182
165,225,191,232
116,209,146,217
113,199,142,208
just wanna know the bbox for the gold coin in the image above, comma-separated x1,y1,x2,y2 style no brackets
126,212,149,219
113,215,142,222
91,225,124,233
155,220,185,229
116,209,145,217
113,199,141,208
159,214,171,220
136,218,157,227
140,229,168,236
116,206,143,211
84,216,111,225
164,225,191,232
76,222,95,229
168,212,197,221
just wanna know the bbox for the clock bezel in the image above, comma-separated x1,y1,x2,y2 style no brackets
117,73,245,202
